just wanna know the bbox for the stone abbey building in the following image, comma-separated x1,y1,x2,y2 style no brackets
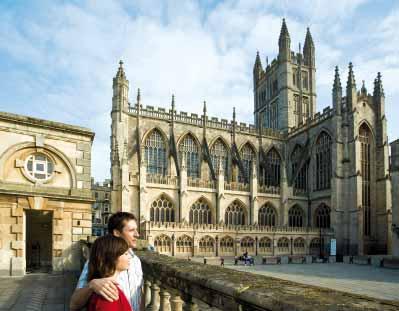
110,19,392,258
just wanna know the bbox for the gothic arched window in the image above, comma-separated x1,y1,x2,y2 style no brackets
150,195,175,223
291,144,308,193
144,129,167,175
259,237,272,253
288,205,304,227
309,238,320,255
240,236,255,252
258,203,277,226
225,200,246,226
315,203,331,228
189,199,212,225
359,123,372,236
176,235,193,253
238,143,255,183
277,237,289,251
315,131,332,190
294,237,305,251
220,236,234,252
210,138,228,179
198,236,215,253
179,134,200,178
154,235,172,254
261,148,281,187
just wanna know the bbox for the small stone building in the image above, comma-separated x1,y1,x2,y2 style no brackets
0,111,94,276
91,178,112,236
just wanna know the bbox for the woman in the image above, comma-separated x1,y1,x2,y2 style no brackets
87,235,133,311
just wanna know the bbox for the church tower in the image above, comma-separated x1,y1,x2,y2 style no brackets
254,19,317,132
111,61,130,213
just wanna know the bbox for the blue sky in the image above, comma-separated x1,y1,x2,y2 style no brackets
0,0,398,182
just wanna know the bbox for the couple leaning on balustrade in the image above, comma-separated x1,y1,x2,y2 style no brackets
70,212,144,311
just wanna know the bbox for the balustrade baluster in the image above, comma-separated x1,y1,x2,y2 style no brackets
144,279,152,307
170,295,184,311
159,287,171,311
146,281,160,311
182,295,198,311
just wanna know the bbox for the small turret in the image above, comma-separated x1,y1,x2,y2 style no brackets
303,27,315,67
346,62,357,112
361,80,368,97
278,19,291,62
373,72,385,98
373,72,385,119
332,66,342,115
253,51,264,87
112,60,129,113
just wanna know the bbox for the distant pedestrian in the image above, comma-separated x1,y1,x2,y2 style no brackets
220,258,225,267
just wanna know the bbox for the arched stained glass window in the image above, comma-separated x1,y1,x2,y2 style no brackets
259,237,272,252
258,203,277,226
150,195,175,223
179,134,199,178
238,143,255,183
210,138,228,179
225,201,246,226
359,123,372,236
291,145,308,193
189,199,212,225
144,129,167,175
261,148,281,187
288,205,304,227
315,204,331,228
315,132,332,190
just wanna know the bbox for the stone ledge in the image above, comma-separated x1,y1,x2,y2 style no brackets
137,251,399,311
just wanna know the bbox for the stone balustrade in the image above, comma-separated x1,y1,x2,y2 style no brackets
129,104,284,139
224,182,250,192
138,250,399,311
257,184,280,194
187,178,216,189
147,174,178,186
147,221,333,234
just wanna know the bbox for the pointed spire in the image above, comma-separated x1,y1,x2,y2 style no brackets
171,94,175,110
333,66,342,90
361,80,367,96
374,72,385,98
333,66,342,115
203,101,207,115
347,62,356,89
137,88,141,104
303,27,314,51
116,60,126,80
233,107,236,122
279,18,290,42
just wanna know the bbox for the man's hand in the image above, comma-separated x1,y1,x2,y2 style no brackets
89,277,119,302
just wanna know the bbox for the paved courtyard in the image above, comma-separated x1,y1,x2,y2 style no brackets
225,262,399,302
0,273,77,311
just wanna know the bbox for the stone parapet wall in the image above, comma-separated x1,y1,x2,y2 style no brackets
138,251,399,311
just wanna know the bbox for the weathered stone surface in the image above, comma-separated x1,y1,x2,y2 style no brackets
138,251,399,311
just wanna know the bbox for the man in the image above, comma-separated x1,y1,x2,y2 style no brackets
70,212,144,311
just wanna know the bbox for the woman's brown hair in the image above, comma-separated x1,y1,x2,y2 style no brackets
88,235,129,281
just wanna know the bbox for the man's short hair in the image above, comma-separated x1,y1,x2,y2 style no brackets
108,212,137,234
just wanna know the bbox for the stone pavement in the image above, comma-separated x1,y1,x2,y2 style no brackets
0,273,77,311
225,262,399,302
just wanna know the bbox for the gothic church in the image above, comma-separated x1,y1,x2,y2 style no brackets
110,19,391,258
